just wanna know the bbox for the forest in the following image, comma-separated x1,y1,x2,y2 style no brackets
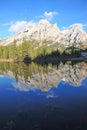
0,39,87,63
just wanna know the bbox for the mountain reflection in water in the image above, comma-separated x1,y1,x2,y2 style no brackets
0,61,87,91
0,61,87,130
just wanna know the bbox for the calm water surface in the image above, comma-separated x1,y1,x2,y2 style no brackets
0,61,87,130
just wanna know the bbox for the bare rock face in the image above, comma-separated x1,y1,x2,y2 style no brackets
0,20,60,46
62,24,87,47
0,20,87,48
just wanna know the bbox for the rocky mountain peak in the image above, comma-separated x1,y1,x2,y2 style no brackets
62,24,87,46
0,20,87,49
38,19,51,25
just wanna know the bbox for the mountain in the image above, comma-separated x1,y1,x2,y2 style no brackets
0,20,87,49
62,24,87,48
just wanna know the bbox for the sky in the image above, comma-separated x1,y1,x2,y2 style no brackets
0,0,87,39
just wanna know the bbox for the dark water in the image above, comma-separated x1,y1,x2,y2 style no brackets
0,61,87,130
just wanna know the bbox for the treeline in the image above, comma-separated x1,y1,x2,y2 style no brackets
34,47,87,64
0,39,51,60
0,40,35,60
0,39,87,62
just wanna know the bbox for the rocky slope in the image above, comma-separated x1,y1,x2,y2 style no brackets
0,20,87,48
62,24,87,47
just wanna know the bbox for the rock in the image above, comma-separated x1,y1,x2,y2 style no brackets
0,20,87,49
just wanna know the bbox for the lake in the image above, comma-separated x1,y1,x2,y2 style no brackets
0,61,87,130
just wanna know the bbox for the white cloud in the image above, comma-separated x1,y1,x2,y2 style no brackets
9,21,28,33
9,20,34,33
46,93,58,99
0,21,13,27
37,11,58,21
69,23,84,28
0,75,5,77
61,23,87,31
44,11,58,20
83,24,87,31
62,26,67,30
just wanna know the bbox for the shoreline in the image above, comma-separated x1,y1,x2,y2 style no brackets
0,59,21,62
0,59,14,62
0,57,87,63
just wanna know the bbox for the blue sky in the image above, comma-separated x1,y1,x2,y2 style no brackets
0,0,87,39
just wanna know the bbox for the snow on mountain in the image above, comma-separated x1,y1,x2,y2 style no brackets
21,19,60,42
62,24,87,47
0,20,87,48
